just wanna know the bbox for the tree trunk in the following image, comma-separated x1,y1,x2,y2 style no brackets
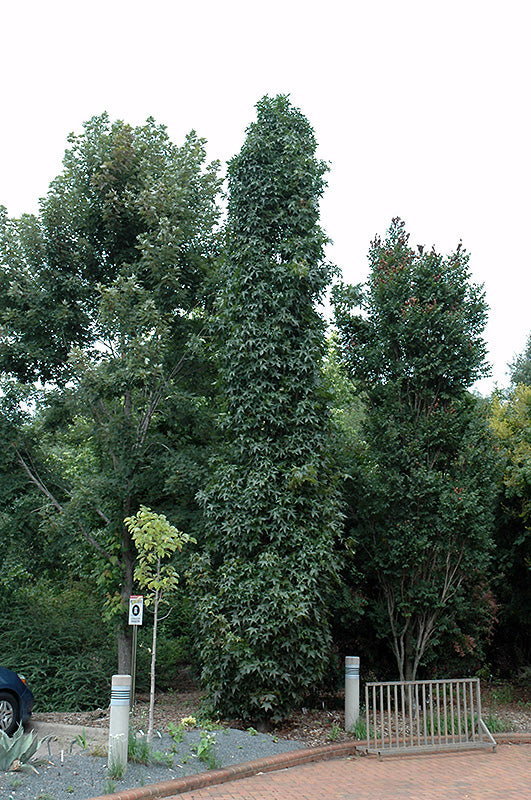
117,626,133,674
147,587,160,742
392,629,417,684
404,659,416,682
117,527,136,674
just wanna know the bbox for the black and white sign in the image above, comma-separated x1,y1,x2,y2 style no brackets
129,595,144,625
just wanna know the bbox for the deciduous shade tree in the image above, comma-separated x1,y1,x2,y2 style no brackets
192,96,341,720
0,115,221,671
333,218,498,681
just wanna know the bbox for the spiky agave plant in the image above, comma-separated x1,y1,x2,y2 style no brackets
0,725,51,773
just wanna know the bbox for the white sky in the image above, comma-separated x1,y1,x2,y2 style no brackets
1,0,530,394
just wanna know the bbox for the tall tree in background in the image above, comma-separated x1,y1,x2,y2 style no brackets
510,333,531,386
333,219,498,681
193,96,341,721
0,115,221,671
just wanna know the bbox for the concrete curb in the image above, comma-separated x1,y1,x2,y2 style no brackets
87,741,357,800
84,731,531,800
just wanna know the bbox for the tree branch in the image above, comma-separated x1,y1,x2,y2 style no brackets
15,448,113,561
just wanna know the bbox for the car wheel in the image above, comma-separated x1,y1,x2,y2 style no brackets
0,692,19,736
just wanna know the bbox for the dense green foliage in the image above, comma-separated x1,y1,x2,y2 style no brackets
0,106,529,716
333,219,499,681
510,333,531,387
0,116,221,382
489,385,531,672
0,115,221,671
192,96,341,720
0,581,192,709
0,583,115,710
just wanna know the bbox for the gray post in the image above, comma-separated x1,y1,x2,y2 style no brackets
108,674,131,770
345,656,360,731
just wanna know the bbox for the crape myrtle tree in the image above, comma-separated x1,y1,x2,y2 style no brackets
333,219,499,682
192,96,342,721
0,115,221,671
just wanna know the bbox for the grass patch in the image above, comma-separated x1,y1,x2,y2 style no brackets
483,712,511,733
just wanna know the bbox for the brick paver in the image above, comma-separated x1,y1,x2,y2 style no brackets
166,745,531,800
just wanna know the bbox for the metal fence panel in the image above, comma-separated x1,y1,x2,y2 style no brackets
365,678,496,756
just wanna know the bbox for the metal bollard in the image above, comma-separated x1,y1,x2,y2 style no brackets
345,656,360,732
108,674,131,770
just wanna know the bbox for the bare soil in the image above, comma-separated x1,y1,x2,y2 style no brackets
32,681,531,747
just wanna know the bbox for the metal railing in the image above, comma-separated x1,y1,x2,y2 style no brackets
365,678,496,756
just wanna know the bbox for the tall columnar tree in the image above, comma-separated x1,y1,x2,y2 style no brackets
333,219,498,681
0,115,221,671
193,96,341,720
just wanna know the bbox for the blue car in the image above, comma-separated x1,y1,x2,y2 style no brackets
0,666,34,736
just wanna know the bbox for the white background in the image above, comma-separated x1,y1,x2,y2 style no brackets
2,0,530,393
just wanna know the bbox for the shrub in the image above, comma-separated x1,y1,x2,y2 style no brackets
0,581,115,710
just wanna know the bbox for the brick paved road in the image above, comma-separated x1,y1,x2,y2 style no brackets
166,745,531,800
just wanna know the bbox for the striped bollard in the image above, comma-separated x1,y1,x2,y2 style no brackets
345,656,360,732
108,674,131,770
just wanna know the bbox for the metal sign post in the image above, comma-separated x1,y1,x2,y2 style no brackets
129,596,143,709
